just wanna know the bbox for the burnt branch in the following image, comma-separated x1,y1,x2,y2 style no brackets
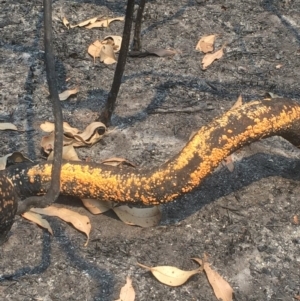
17,0,63,214
98,0,135,126
132,0,146,51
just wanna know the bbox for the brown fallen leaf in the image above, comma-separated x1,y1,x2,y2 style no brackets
113,205,161,227
88,37,122,63
100,157,136,167
40,121,79,135
48,145,80,161
88,40,103,63
265,92,280,99
82,199,113,214
31,206,91,246
222,155,234,172
0,152,33,170
62,16,70,28
40,121,106,152
196,35,216,53
294,295,300,300
40,132,74,154
103,35,122,52
59,87,79,101
22,212,53,235
0,123,17,131
100,44,117,64
70,17,98,28
192,258,233,301
230,94,243,110
115,276,135,301
73,122,106,146
292,215,299,225
85,17,124,29
202,45,225,70
137,261,202,286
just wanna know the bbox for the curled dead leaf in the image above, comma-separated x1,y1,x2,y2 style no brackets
48,145,80,161
85,17,124,29
40,121,79,134
196,35,216,53
103,35,122,52
201,45,225,70
72,122,106,146
137,261,202,286
88,40,103,62
0,152,33,171
31,206,91,246
40,121,106,153
100,45,117,64
82,199,113,214
41,132,74,154
70,17,98,28
113,205,161,227
22,212,53,235
59,87,79,101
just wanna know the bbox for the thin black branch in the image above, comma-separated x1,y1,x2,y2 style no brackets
98,0,135,126
17,0,63,214
132,0,146,51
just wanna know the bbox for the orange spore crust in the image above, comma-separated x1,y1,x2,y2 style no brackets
24,98,300,205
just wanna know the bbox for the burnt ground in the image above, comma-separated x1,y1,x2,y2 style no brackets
1,0,300,300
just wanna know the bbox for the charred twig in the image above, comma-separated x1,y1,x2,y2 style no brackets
148,104,214,114
17,0,63,214
98,0,135,126
132,0,146,51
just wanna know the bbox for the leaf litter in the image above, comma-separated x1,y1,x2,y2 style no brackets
201,44,226,70
115,276,135,301
41,118,160,230
22,212,53,235
47,145,81,161
81,199,114,215
0,152,33,170
62,16,69,28
137,261,202,286
31,207,91,246
100,157,136,167
0,123,18,131
113,205,161,227
58,87,79,101
192,257,233,301
40,121,106,153
66,16,124,29
138,256,233,300
196,34,216,53
88,36,122,64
